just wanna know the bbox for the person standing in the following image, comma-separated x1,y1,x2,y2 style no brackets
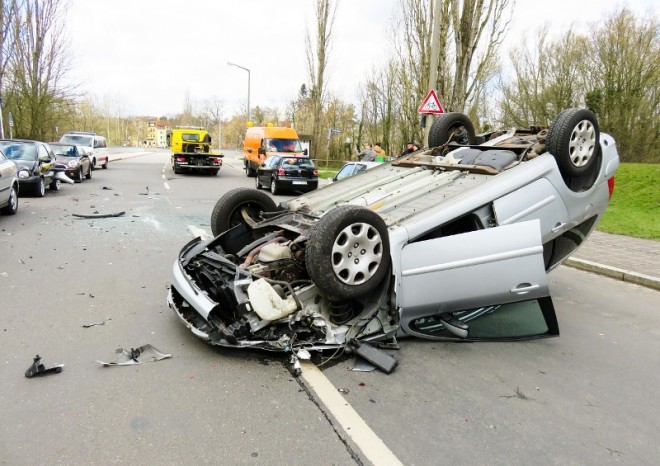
358,143,377,162
400,141,416,157
373,142,387,162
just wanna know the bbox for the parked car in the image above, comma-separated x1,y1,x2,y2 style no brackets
255,155,318,195
58,132,108,169
0,139,58,197
331,161,380,182
168,109,619,372
49,142,92,182
0,148,19,215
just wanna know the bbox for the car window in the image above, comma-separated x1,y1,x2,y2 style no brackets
51,145,77,157
60,135,93,147
335,164,355,181
0,151,6,162
355,164,368,174
37,144,50,160
0,142,37,161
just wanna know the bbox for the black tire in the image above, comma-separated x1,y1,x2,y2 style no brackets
255,175,262,189
173,163,182,174
305,205,390,299
75,167,84,183
211,169,219,176
1,185,18,215
210,188,279,236
428,112,477,147
91,158,97,170
85,166,92,179
270,178,279,195
246,164,257,177
102,159,108,169
547,108,601,179
49,179,61,191
34,178,46,197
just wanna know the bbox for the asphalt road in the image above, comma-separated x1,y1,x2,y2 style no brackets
1,149,658,465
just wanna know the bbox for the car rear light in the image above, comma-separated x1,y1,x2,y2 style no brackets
211,158,222,165
277,168,285,176
313,169,318,176
176,157,186,162
607,177,615,199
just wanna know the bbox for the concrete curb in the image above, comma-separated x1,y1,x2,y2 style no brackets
564,258,660,291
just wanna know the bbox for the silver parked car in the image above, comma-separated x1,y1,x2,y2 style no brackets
168,109,619,372
0,148,19,215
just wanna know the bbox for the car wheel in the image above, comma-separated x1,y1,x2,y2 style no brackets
246,164,256,177
255,175,262,189
91,158,97,170
211,169,219,176
547,108,601,182
270,178,279,195
102,159,108,169
210,188,279,236
50,179,61,191
85,166,92,179
173,164,182,174
76,168,84,183
0,185,18,215
305,205,390,299
428,112,477,147
34,178,46,197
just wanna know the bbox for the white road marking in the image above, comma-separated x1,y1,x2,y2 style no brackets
301,361,404,466
164,182,170,190
187,225,212,241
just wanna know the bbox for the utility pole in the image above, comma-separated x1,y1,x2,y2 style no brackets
424,0,443,147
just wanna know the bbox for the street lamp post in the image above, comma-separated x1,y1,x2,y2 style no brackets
227,62,251,123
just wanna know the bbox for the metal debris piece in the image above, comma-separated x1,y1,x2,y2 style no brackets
338,388,350,394
350,357,376,372
82,317,111,328
25,355,64,378
72,211,126,219
102,186,113,190
139,186,149,195
97,344,172,366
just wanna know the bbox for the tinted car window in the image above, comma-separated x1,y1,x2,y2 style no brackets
51,144,78,156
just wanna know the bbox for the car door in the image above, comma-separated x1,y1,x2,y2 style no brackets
398,219,555,339
0,151,12,199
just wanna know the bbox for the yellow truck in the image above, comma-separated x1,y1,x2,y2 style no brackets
170,127,223,175
243,125,305,176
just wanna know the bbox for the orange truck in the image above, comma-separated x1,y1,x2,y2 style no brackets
243,125,306,176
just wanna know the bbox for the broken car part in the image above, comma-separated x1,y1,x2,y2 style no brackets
97,344,172,366
25,355,64,378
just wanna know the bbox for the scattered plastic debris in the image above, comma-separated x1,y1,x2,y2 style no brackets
72,211,126,219
82,317,111,328
338,388,350,394
97,344,172,366
25,355,64,378
102,186,113,190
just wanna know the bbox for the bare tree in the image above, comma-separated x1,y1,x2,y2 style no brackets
6,0,73,140
305,0,337,158
203,95,224,149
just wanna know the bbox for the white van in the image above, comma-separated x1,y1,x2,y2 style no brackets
59,132,109,169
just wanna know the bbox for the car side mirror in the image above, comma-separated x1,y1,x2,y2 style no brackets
303,148,308,155
258,148,265,155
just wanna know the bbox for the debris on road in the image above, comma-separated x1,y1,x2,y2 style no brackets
72,211,126,219
82,317,111,328
97,344,172,367
25,355,64,378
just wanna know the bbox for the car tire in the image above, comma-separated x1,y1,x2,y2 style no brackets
91,158,96,170
102,159,108,169
50,179,61,191
246,164,256,177
85,166,92,179
211,169,219,176
210,188,279,236
0,185,18,215
34,178,46,197
428,112,477,147
547,108,601,184
76,168,84,183
255,175,262,189
305,205,390,299
270,178,279,195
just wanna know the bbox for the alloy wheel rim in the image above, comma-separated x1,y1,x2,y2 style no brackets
331,222,383,285
568,119,596,167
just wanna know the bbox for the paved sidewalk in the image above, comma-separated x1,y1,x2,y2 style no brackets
565,230,660,291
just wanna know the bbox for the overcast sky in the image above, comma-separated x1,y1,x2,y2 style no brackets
67,0,657,118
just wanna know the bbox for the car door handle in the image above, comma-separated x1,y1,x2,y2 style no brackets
551,222,566,233
510,283,540,294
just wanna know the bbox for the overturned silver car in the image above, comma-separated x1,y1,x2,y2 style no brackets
168,109,619,367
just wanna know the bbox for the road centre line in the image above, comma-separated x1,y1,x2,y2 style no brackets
180,228,400,463
301,361,404,466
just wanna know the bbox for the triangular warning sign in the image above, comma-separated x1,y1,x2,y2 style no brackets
418,89,445,114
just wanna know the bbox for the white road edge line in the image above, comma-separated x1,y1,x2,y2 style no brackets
301,361,404,466
187,225,212,241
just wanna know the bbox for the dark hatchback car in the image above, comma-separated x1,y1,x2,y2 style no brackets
0,139,56,197
49,143,92,182
255,155,318,195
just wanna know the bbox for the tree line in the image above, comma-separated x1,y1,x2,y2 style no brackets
1,0,657,163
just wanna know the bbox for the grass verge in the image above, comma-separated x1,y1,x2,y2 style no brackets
597,163,659,240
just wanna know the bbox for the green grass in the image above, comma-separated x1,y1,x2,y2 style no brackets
597,163,660,240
